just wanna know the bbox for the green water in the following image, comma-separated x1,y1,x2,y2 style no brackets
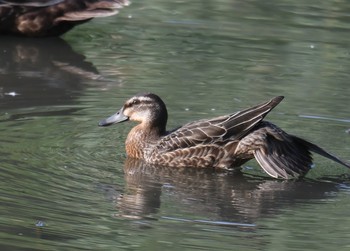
1,0,350,250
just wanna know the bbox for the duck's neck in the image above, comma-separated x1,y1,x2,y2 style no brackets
125,123,166,159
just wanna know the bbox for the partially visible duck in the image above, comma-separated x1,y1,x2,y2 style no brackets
0,0,130,37
99,93,350,179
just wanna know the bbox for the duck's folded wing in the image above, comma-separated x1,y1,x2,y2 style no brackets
157,96,284,152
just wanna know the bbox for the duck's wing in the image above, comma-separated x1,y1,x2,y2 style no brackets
55,0,130,22
248,125,350,179
156,96,284,152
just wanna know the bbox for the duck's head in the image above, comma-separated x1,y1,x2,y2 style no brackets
99,93,168,132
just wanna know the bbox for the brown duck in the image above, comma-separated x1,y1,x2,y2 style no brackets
99,93,350,179
0,0,129,37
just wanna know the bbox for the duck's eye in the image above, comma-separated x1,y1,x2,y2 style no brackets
130,99,140,106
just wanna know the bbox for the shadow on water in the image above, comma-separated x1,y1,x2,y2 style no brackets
108,158,347,228
0,37,100,111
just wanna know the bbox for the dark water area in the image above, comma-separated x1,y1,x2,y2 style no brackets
1,1,350,250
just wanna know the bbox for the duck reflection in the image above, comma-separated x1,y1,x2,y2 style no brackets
0,37,100,110
115,158,341,225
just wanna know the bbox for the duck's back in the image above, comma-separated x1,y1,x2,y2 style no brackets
147,96,284,168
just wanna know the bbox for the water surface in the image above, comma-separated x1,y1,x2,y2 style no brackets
1,1,350,250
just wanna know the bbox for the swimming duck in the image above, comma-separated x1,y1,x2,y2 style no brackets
99,93,350,179
0,0,129,37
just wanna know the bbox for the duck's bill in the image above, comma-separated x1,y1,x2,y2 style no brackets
98,109,129,126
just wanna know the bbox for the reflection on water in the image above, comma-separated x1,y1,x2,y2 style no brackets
1,0,350,250
0,37,100,110
115,158,341,225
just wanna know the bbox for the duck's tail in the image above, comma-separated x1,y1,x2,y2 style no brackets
246,122,350,179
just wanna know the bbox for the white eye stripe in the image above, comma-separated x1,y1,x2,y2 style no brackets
137,96,152,102
128,96,153,105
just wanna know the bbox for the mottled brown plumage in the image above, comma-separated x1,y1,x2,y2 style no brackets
99,93,350,179
0,0,129,37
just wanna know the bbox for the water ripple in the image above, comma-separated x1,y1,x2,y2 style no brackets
161,216,256,228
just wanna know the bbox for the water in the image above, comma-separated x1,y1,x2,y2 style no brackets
1,0,350,250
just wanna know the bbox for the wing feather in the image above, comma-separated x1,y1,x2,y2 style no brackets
157,96,284,152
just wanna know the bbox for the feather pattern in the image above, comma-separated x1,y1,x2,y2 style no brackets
99,93,350,179
0,0,130,36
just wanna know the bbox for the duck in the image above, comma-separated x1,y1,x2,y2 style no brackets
98,93,350,179
0,0,130,37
